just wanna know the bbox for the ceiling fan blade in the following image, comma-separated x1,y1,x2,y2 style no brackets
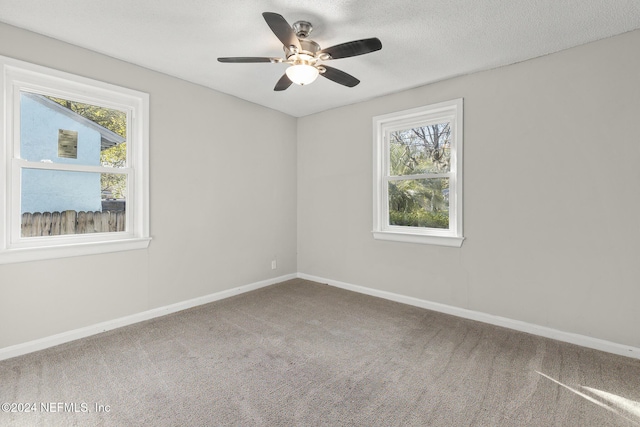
320,65,360,87
274,74,293,91
319,38,382,60
218,57,280,63
263,12,301,50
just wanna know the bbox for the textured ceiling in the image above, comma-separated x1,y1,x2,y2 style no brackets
1,0,640,117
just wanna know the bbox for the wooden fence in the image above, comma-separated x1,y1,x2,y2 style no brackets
21,210,126,237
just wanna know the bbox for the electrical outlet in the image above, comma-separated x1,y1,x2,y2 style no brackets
271,260,277,270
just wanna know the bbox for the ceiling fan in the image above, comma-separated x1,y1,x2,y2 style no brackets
218,12,382,91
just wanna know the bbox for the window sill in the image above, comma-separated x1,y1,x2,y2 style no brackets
0,237,152,264
373,231,464,247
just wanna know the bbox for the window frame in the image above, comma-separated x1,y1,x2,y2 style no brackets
372,99,464,247
0,55,150,264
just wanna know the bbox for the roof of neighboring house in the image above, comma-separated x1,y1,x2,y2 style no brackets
23,92,126,150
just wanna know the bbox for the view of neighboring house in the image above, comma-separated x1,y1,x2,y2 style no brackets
19,92,124,214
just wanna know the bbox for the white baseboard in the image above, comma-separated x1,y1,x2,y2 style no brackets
3,272,638,361
0,273,297,361
297,273,640,360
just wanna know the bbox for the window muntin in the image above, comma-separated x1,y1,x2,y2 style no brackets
373,99,464,247
1,55,150,263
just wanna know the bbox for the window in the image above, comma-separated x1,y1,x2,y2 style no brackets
373,99,464,247
0,55,150,263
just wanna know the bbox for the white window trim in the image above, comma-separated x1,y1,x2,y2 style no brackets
0,55,150,264
372,99,464,247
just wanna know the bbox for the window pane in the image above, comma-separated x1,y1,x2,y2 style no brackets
21,169,126,237
388,178,449,229
20,92,127,167
389,123,450,175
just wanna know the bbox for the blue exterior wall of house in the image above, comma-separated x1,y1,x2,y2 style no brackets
20,93,102,214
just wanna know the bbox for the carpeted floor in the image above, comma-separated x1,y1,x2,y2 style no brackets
1,278,639,426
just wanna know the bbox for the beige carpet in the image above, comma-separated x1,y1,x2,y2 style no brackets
1,278,639,426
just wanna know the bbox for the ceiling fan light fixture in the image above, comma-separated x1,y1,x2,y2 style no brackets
285,63,319,85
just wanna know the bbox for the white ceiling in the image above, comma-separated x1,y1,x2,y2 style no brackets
1,1,640,117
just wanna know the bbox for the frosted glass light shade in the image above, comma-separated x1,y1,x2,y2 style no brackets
285,64,319,85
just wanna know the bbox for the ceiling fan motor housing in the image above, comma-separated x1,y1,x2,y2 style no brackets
284,39,321,59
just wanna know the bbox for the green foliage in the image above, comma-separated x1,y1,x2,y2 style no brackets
100,142,127,167
389,210,449,229
46,97,126,138
101,143,127,199
389,178,449,229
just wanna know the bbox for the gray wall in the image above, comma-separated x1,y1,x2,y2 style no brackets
0,23,298,349
297,29,640,348
2,21,639,353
